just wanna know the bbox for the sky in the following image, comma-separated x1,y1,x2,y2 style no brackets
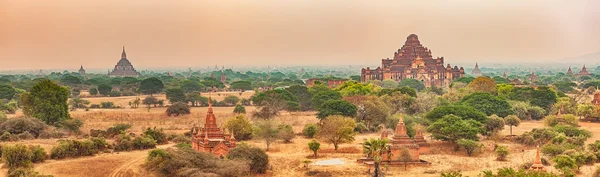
1,0,599,70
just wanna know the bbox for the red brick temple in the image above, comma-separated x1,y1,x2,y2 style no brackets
360,34,465,87
108,46,141,77
529,146,545,171
191,97,236,157
592,92,600,106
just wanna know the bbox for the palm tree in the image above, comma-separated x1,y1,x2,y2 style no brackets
363,138,390,177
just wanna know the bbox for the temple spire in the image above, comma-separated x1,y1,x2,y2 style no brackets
121,46,127,59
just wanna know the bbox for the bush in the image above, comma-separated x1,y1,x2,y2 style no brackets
303,124,318,138
89,104,100,109
17,131,34,140
113,134,134,152
457,139,481,156
8,167,52,177
146,148,250,177
2,144,33,168
166,102,190,117
308,140,320,158
0,117,47,138
495,145,509,161
278,124,295,143
57,119,84,133
227,144,269,174
89,137,108,152
175,143,191,149
0,131,12,141
102,124,132,138
167,134,190,144
29,145,47,163
108,91,122,97
133,136,157,150
50,139,96,159
233,104,246,114
144,127,168,144
100,102,115,109
542,143,573,156
354,122,369,133
224,115,253,140
544,114,579,127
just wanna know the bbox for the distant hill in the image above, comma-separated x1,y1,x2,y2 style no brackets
564,52,600,64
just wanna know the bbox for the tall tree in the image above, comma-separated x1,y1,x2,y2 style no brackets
398,78,425,91
97,84,112,96
460,92,513,117
467,76,497,94
254,119,280,151
165,88,186,103
504,115,521,136
317,115,356,151
0,85,16,100
425,104,487,123
427,114,483,147
21,79,70,125
317,100,357,119
285,85,313,111
140,77,164,96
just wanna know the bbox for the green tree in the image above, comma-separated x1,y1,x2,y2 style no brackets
398,78,425,91
504,115,521,136
311,89,342,109
317,100,357,119
495,145,509,161
254,119,280,151
224,115,253,140
484,115,505,136
285,85,313,111
230,81,252,92
223,95,240,106
380,79,399,89
303,124,318,138
21,79,70,125
227,144,269,174
0,85,16,100
427,114,483,146
180,80,203,93
425,105,488,124
89,88,98,96
277,124,295,143
2,144,33,169
233,104,246,114
531,86,558,111
165,88,185,103
166,102,190,117
185,93,204,107
553,155,578,175
363,138,389,177
143,96,158,108
346,96,390,130
69,97,90,110
97,84,112,96
460,92,513,117
317,115,356,151
308,140,320,158
140,77,164,96
576,103,594,119
456,139,481,156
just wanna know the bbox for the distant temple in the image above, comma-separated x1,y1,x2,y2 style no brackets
78,65,86,75
360,34,464,87
579,65,590,76
592,92,600,106
567,66,573,75
528,72,538,81
108,47,141,77
220,72,226,83
191,97,236,157
471,63,482,76
529,146,545,171
305,78,347,88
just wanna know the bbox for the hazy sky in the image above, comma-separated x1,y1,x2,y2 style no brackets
1,0,599,70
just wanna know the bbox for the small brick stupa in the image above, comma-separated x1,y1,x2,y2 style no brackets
413,128,430,154
592,92,600,106
191,96,236,157
383,115,420,161
530,146,545,171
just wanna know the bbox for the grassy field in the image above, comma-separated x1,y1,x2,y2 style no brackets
3,93,600,176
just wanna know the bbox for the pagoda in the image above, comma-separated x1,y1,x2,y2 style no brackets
567,66,573,75
383,115,421,162
471,63,482,76
592,92,600,106
360,34,465,88
511,75,521,85
413,128,430,154
191,96,236,157
220,72,226,83
502,71,507,78
108,46,141,77
78,65,86,75
578,65,590,76
529,146,545,171
528,72,538,81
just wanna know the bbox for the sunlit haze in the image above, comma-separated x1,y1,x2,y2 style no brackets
1,0,599,70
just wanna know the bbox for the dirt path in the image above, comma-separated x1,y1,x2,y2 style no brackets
34,144,174,177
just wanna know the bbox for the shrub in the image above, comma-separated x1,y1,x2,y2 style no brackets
50,139,96,159
544,114,579,127
108,91,122,97
495,145,509,161
143,127,168,144
89,137,108,152
8,167,51,177
113,134,134,152
0,117,47,137
0,131,13,141
303,124,318,138
2,144,33,168
308,140,320,158
57,119,84,133
354,122,369,133
29,145,47,163
175,143,191,149
227,144,269,174
104,124,132,138
166,102,191,117
146,148,250,176
278,124,295,143
168,134,190,144
100,102,115,109
224,115,253,140
541,143,571,156
457,139,481,156
133,136,157,150
17,131,34,140
89,104,100,109
233,104,246,114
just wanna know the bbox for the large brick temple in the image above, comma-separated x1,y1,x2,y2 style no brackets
191,97,236,157
108,46,141,77
360,34,464,87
